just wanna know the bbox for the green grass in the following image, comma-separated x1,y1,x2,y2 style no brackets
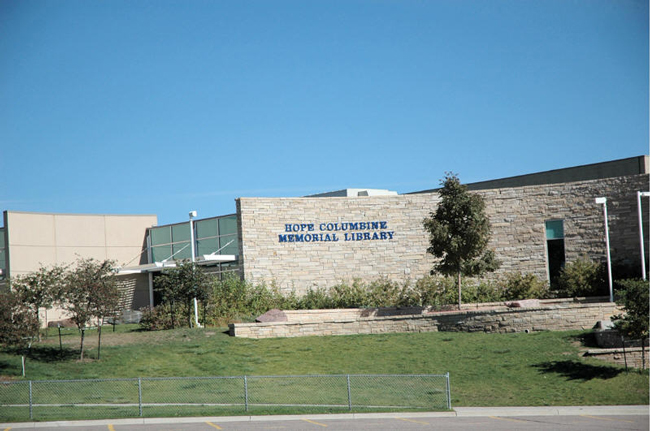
0,326,647,420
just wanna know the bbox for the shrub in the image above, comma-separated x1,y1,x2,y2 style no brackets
139,303,189,331
502,272,549,301
329,279,370,308
554,258,607,298
297,287,335,310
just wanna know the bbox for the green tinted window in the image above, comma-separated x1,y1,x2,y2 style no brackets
219,216,238,236
197,237,219,256
0,228,5,246
545,220,564,240
220,235,239,255
172,223,190,242
150,227,171,246
173,242,191,260
152,245,172,262
196,219,219,239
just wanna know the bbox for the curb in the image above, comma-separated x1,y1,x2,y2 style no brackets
1,405,647,428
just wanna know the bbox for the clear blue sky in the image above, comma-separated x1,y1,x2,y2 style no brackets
1,0,648,226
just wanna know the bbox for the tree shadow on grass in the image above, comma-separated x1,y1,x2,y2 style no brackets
3,345,78,362
533,360,623,381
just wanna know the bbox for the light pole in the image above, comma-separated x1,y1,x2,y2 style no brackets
595,197,613,302
637,191,650,280
189,210,202,328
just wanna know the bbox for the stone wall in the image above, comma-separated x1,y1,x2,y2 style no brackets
229,301,621,339
236,174,649,294
584,347,649,370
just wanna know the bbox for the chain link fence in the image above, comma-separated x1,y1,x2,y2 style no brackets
0,374,450,422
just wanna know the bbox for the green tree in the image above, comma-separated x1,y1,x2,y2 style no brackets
612,279,649,369
423,173,500,309
0,289,40,349
10,264,66,340
154,261,212,328
59,258,119,360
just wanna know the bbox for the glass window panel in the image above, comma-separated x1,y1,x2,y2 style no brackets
152,245,172,262
0,249,5,269
545,220,564,240
173,241,191,260
197,237,219,256
172,223,190,243
150,227,171,246
0,228,5,246
218,216,238,237
196,219,218,239
219,235,239,255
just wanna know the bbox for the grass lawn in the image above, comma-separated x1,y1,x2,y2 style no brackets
0,325,647,409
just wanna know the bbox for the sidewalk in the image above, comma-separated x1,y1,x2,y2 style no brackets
2,405,648,428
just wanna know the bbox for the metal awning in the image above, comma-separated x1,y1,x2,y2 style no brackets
117,255,237,275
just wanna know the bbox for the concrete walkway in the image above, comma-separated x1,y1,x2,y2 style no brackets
1,405,647,428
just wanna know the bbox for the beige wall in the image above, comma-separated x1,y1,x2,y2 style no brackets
4,211,157,326
5,211,157,277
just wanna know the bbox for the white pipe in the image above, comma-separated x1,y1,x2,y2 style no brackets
637,191,650,280
596,198,614,302
189,211,202,328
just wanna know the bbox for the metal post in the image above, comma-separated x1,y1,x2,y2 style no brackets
346,375,352,411
189,211,201,328
445,373,452,410
138,377,143,417
29,380,33,420
244,376,249,412
596,197,614,302
637,191,650,280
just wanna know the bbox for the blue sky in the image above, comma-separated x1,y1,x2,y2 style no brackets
1,0,648,225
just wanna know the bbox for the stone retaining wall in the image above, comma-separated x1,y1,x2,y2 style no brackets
585,347,649,370
229,301,621,339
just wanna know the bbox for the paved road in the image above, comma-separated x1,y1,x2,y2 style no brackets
3,406,648,431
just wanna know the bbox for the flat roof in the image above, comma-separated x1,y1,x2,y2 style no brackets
409,155,649,194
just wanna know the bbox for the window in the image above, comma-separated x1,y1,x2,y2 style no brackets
148,215,239,263
545,220,565,285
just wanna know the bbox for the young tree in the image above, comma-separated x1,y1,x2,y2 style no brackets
612,279,649,369
10,264,66,340
155,261,211,328
59,258,119,360
423,173,500,309
0,289,40,349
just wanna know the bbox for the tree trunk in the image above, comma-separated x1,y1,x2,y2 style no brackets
97,323,102,360
457,271,462,310
79,328,85,361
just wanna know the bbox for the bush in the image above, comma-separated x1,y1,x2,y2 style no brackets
554,258,607,298
502,272,549,301
297,287,335,310
139,303,189,331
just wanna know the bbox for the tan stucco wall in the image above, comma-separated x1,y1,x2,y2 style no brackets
4,211,157,277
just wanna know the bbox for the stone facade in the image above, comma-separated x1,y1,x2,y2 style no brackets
237,174,649,294
229,300,621,339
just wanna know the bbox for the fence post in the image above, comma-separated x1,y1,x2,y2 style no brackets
138,377,143,417
445,373,451,410
244,376,249,412
28,380,33,420
346,375,352,411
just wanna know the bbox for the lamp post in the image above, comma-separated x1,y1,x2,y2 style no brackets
189,210,202,328
637,191,650,280
595,197,613,302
